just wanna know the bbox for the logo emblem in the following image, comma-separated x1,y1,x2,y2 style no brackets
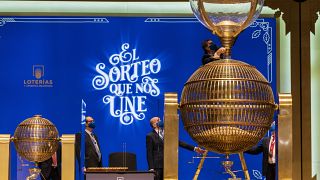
24,65,54,88
33,65,44,79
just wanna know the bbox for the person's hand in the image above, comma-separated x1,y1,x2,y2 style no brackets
194,147,206,154
216,47,226,56
212,53,220,59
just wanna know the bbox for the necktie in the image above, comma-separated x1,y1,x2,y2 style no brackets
52,152,57,167
269,134,275,162
91,133,102,160
159,130,164,140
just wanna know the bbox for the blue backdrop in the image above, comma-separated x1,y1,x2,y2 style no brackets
0,16,276,180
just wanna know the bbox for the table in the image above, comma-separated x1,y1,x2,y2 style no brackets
85,171,155,180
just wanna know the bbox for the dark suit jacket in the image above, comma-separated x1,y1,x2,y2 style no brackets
201,43,220,65
146,130,195,169
76,131,103,168
245,137,273,177
38,143,61,180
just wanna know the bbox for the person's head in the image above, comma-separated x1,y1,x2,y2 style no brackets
149,117,161,130
202,39,212,53
202,39,218,53
85,116,96,131
270,121,276,135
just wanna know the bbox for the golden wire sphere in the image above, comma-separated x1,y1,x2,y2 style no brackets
180,59,276,154
12,115,59,163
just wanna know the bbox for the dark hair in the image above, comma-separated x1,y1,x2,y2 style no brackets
202,39,211,52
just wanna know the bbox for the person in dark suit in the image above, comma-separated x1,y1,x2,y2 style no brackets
76,116,102,168
201,39,226,65
245,122,276,180
38,144,61,180
146,117,205,180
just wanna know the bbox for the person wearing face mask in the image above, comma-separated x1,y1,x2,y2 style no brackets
146,117,205,180
245,122,277,180
201,39,226,65
75,116,103,168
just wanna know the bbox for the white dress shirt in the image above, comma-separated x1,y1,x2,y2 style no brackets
268,134,276,164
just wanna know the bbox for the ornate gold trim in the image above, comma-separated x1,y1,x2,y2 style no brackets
278,93,293,179
163,93,179,180
61,134,75,180
0,134,10,180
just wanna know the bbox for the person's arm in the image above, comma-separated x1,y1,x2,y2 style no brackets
179,141,205,154
214,47,226,59
179,140,206,154
146,135,154,170
202,54,216,65
244,140,264,155
179,141,195,151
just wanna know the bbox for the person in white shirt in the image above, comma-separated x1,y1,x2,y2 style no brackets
146,117,205,180
245,122,276,180
76,116,102,168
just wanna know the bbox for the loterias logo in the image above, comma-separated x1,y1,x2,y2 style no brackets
92,43,161,125
24,65,54,88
